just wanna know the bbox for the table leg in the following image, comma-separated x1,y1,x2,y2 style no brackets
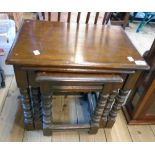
89,84,111,134
14,66,35,130
31,87,42,129
40,84,52,136
122,71,142,119
20,88,34,130
106,89,130,127
102,89,119,127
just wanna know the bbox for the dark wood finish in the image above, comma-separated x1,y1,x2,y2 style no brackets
77,12,81,23
85,12,91,24
67,12,71,23
58,12,61,22
6,20,148,70
49,85,103,93
50,124,90,131
6,20,149,135
107,89,130,127
36,72,123,135
89,84,111,134
94,12,99,24
48,12,51,21
102,12,108,25
102,12,112,25
19,88,34,130
40,83,52,135
36,72,123,84
31,87,42,129
42,12,45,20
102,88,119,127
14,66,35,129
22,67,136,74
36,12,111,25
123,39,155,124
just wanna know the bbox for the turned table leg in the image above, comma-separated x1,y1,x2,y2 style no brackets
31,87,42,129
102,89,119,127
20,88,34,130
89,84,111,134
14,66,35,130
106,89,130,127
40,84,52,136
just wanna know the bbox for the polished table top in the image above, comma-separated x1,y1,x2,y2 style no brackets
7,19,149,70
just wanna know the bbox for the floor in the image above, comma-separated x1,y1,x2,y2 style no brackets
0,14,155,142
125,21,155,55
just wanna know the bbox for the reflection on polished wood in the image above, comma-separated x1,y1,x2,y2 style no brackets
7,20,149,70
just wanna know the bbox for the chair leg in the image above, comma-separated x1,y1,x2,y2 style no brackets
136,19,147,32
136,13,154,32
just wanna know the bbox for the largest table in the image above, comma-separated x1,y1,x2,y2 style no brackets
6,20,149,136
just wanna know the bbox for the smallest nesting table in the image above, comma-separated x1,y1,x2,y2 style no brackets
6,20,149,136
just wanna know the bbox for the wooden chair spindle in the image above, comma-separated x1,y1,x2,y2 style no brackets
86,12,91,24
67,12,71,23
77,12,81,23
48,12,51,21
58,12,61,22
94,12,99,24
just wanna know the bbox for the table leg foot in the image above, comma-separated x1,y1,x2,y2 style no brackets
43,123,52,136
89,125,98,134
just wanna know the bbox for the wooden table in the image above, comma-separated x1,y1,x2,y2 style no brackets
6,19,149,136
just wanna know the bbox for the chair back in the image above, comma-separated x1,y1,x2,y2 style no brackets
37,12,112,25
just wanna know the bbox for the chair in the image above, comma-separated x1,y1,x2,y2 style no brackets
131,12,155,32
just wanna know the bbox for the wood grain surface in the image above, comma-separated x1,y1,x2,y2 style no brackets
6,20,149,70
